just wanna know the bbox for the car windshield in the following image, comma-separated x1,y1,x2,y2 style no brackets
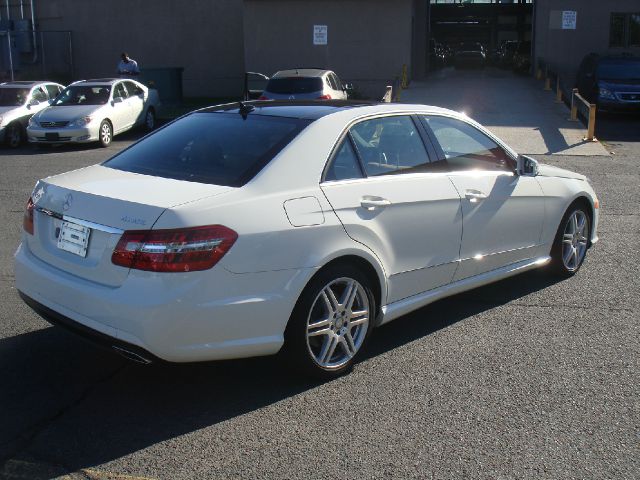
103,111,310,187
52,85,111,106
598,61,640,81
265,77,324,94
0,87,30,106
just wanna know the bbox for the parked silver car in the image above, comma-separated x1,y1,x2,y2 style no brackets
27,78,160,148
259,68,350,100
0,81,65,148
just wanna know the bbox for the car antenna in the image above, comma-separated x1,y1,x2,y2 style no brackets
238,101,255,119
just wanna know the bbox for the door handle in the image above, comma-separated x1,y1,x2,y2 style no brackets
465,190,488,202
360,196,391,210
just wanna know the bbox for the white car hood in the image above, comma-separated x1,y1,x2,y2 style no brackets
35,105,101,123
537,163,586,181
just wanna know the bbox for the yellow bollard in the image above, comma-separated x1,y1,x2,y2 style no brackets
585,104,597,141
555,77,563,103
570,88,578,121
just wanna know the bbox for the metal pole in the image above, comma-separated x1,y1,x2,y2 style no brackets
5,0,10,19
40,30,45,76
7,31,14,81
68,31,74,80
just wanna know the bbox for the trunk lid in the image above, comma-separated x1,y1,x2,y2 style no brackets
27,165,232,287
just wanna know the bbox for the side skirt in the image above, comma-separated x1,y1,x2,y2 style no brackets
380,256,551,325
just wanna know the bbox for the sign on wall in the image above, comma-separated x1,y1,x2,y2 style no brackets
562,11,577,30
313,25,328,45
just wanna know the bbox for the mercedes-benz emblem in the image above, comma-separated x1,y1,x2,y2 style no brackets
62,193,73,211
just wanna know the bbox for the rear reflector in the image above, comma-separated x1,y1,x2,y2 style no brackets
317,94,332,100
23,197,34,235
112,225,238,272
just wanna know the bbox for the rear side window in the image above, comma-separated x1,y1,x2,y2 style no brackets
324,138,364,182
103,112,309,187
350,116,431,176
265,77,323,94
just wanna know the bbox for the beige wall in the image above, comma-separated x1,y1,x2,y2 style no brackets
34,0,245,98
243,0,413,98
535,0,640,78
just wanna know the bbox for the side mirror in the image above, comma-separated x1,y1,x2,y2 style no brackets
517,155,539,176
112,97,123,104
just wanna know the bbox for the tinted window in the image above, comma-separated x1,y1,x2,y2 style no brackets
0,87,29,106
265,78,323,94
326,75,338,90
332,73,343,90
113,83,128,99
103,112,309,187
324,138,364,182
351,116,431,176
422,116,515,172
597,60,640,81
53,85,111,106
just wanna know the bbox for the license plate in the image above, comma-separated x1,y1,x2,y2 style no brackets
57,221,91,257
45,132,60,141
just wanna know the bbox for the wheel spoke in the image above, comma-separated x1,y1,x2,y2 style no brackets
318,335,338,364
342,333,356,358
342,280,358,310
349,310,368,327
571,214,578,235
320,290,337,316
308,326,332,338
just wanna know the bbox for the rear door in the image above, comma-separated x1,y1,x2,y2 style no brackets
321,114,463,304
421,115,545,280
124,81,145,126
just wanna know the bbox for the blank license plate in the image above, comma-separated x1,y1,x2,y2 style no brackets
45,132,60,141
57,221,91,257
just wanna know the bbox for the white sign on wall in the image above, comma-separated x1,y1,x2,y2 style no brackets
562,11,577,30
313,25,328,45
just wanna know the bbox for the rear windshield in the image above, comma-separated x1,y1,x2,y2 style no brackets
103,112,310,187
265,77,324,94
598,61,640,81
0,87,29,106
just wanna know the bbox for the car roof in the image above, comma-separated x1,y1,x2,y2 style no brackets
0,80,59,88
73,78,126,86
598,55,640,64
272,69,330,78
199,100,456,121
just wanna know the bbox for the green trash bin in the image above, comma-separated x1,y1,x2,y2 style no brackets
139,67,184,103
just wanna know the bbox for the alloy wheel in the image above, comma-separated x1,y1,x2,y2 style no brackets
561,210,589,271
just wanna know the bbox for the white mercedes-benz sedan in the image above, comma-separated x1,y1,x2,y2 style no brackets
15,101,599,378
27,78,159,147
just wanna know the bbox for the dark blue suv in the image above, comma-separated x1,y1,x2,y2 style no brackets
576,54,640,112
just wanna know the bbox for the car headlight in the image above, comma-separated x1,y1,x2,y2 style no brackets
28,116,38,127
71,116,93,127
598,87,615,100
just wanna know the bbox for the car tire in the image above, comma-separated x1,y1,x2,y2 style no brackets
283,264,375,379
5,122,24,149
549,204,591,277
99,120,112,148
144,108,156,132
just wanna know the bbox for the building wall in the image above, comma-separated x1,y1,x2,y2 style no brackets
33,0,245,98
243,0,413,99
535,0,640,79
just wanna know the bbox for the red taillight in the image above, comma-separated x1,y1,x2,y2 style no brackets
317,94,332,100
258,95,269,100
23,197,34,235
112,225,238,273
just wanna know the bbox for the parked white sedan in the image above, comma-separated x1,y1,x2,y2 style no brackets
15,101,599,378
0,80,65,148
27,78,159,147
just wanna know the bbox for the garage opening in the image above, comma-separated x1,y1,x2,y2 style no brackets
427,0,534,73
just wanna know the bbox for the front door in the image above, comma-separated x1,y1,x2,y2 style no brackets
420,115,545,280
321,115,463,304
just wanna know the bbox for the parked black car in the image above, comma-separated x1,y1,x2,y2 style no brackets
576,54,640,112
454,42,486,69
512,41,532,73
497,40,518,68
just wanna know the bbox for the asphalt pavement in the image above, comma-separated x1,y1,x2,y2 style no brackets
0,109,638,479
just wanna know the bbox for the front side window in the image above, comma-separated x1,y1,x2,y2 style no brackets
422,116,515,172
103,112,309,187
350,116,431,176
113,83,128,100
44,84,62,99
31,87,48,103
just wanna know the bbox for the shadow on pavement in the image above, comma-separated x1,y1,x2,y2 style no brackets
0,269,561,474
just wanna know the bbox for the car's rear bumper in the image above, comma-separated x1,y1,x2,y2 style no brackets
15,241,312,362
597,100,640,113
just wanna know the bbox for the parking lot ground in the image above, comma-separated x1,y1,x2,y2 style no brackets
402,68,609,156
0,106,638,479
